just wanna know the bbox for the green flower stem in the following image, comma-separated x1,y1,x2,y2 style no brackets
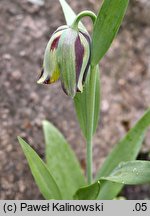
86,138,92,184
71,10,97,184
71,10,97,30
86,65,97,184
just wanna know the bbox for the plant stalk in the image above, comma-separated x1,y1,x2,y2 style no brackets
71,11,97,184
86,65,97,184
71,10,97,31
86,138,92,184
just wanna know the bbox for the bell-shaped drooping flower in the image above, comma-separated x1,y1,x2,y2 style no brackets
37,25,91,98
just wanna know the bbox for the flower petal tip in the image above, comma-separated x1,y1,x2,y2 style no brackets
37,77,44,84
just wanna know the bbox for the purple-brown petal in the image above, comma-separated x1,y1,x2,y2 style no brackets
76,87,82,93
79,31,91,45
61,81,68,96
82,51,91,83
38,68,44,80
75,35,84,85
43,75,51,84
50,36,60,51
53,26,68,34
79,31,91,83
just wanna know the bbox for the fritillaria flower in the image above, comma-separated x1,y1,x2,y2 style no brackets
37,25,91,98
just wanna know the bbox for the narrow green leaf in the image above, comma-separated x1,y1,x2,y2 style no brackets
101,161,150,185
93,68,100,134
91,0,129,65
97,181,122,200
18,137,62,200
59,0,86,31
43,121,85,200
74,66,100,139
59,0,76,26
96,108,150,199
73,181,100,200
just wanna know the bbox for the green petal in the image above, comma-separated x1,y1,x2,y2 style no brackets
38,30,64,84
77,32,90,92
57,28,77,97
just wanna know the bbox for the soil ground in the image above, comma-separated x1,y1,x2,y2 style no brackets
0,0,150,199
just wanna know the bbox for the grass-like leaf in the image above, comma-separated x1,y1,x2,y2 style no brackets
101,161,150,185
91,0,129,65
59,0,86,31
43,121,85,199
96,108,150,199
74,66,100,138
18,137,62,200
73,181,100,200
59,0,76,26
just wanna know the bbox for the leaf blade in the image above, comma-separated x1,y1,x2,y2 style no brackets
43,120,85,200
59,0,76,26
96,108,150,199
74,65,100,139
59,0,86,31
73,181,100,200
91,0,129,65
102,161,150,185
18,137,62,200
